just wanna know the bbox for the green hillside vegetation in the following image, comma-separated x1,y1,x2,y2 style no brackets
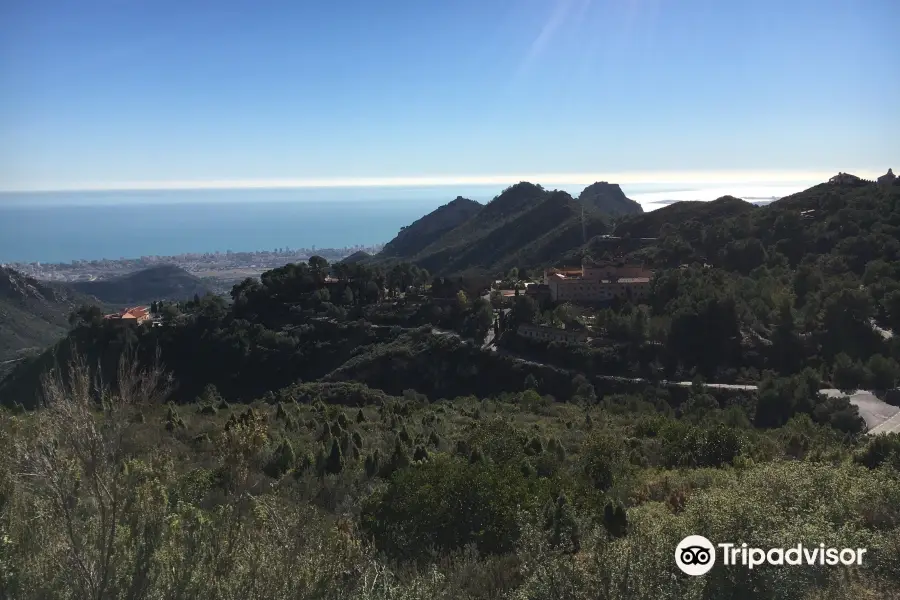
70,264,211,305
2,175,900,598
380,196,482,258
0,267,101,363
338,250,372,264
3,353,899,598
612,195,756,239
384,183,612,276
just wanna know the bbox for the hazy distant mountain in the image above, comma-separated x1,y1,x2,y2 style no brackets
71,265,211,305
578,182,643,216
381,196,483,258
0,267,99,363
339,250,372,264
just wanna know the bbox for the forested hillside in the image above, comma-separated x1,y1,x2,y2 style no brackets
378,183,612,276
380,196,482,258
0,267,100,364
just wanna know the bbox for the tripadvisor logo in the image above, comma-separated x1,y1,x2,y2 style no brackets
675,535,867,576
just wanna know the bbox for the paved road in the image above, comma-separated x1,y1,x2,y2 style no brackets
820,389,900,433
869,412,900,435
408,326,900,436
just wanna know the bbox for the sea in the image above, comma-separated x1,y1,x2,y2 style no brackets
0,183,811,264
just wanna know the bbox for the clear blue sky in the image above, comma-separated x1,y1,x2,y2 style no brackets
1,0,897,191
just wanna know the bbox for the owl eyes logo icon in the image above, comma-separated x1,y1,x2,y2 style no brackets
675,535,716,576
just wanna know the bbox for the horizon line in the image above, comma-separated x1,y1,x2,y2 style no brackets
0,168,886,193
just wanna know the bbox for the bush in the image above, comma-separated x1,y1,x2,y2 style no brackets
659,422,744,468
855,434,900,470
361,455,547,561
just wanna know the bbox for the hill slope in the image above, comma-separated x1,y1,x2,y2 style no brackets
0,267,99,362
339,251,372,264
614,196,756,238
384,183,611,275
578,182,643,216
381,197,482,258
71,265,211,305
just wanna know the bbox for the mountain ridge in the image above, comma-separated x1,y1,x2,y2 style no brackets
377,182,612,275
0,267,100,363
380,196,482,259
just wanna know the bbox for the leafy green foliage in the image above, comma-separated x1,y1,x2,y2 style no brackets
361,454,547,560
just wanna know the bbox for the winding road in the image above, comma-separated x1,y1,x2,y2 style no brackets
385,323,900,436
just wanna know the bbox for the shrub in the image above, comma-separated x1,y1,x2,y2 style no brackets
580,433,627,491
361,455,547,561
855,434,900,470
658,422,744,468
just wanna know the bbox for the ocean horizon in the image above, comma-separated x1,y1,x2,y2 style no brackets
0,182,813,264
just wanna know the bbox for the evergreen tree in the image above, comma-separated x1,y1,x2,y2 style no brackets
602,501,628,538
364,451,380,478
325,439,344,475
265,439,296,478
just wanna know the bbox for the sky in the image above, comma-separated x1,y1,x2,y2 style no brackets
0,0,897,193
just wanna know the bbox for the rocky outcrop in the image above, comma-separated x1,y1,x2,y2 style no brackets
577,182,643,216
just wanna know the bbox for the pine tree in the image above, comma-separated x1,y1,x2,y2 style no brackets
547,494,581,553
325,439,344,474
356,409,366,423
337,412,350,430
364,451,380,478
385,439,410,475
266,439,296,478
602,501,628,538
399,427,411,446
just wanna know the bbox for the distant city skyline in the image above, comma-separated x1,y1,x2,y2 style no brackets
1,0,896,193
